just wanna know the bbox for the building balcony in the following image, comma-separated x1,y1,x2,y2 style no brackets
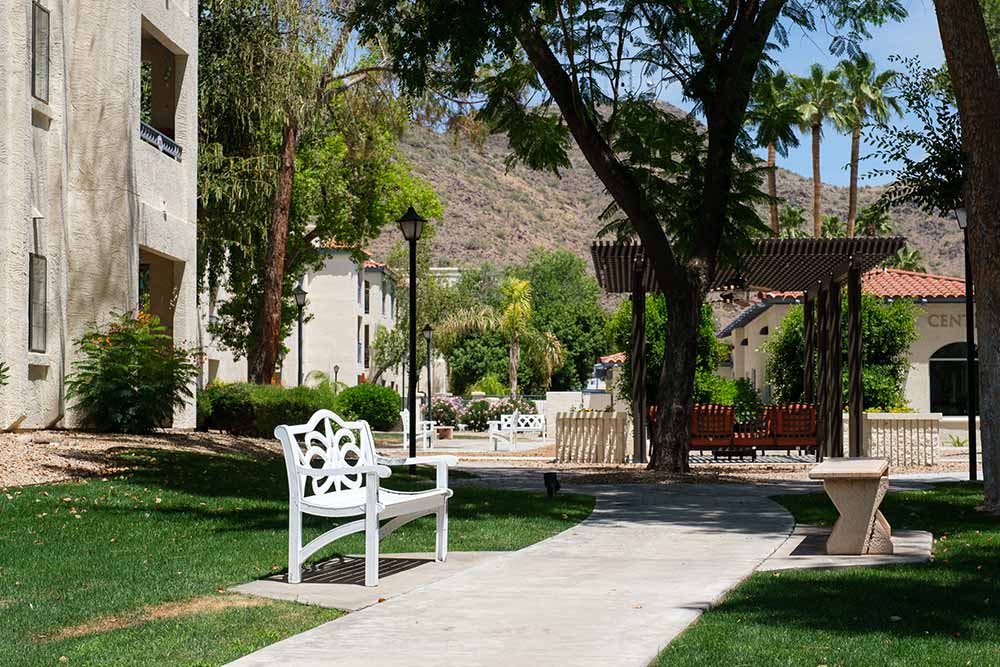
140,121,182,161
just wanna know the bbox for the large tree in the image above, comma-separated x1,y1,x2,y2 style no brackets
793,63,846,237
354,0,905,472
749,70,801,234
837,53,901,236
933,2,1000,510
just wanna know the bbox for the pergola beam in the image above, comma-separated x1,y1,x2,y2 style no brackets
631,257,647,464
847,264,864,457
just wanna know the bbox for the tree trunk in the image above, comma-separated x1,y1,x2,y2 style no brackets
509,331,520,398
648,288,701,473
847,124,861,237
767,142,779,234
934,0,1000,510
248,112,299,384
812,123,822,237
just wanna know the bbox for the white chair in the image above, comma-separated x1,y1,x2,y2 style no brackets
400,409,436,449
275,410,457,587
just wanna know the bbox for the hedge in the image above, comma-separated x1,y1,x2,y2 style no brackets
335,384,401,431
205,383,339,438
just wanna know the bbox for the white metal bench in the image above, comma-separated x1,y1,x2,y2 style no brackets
275,409,457,587
400,409,436,449
487,410,546,451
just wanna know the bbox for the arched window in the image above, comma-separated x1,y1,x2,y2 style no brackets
930,342,978,416
759,326,769,336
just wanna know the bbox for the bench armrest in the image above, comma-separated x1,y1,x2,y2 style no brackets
377,455,457,489
296,464,392,478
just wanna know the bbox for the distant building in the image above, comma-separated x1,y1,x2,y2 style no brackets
203,247,402,392
1,1,199,429
718,268,975,414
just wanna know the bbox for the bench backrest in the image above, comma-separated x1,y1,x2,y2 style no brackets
775,403,817,437
515,413,545,430
690,404,735,437
275,410,378,501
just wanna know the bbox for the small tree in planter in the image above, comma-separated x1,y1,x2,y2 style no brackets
66,311,199,434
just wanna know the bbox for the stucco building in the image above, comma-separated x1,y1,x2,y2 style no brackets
718,268,976,415
1,1,199,429
203,247,403,392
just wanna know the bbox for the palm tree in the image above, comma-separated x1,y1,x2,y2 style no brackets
438,277,565,397
793,64,845,237
749,70,801,233
778,206,811,238
888,246,926,273
837,54,901,236
855,204,893,237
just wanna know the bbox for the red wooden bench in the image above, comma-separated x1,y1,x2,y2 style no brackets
688,404,734,454
771,403,818,454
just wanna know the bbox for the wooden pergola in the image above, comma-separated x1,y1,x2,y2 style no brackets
591,238,906,463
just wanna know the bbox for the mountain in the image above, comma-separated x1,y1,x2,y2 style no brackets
368,122,964,278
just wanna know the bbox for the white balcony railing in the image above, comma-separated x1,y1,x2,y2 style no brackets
140,121,183,161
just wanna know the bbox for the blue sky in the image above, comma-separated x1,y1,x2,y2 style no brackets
662,1,946,186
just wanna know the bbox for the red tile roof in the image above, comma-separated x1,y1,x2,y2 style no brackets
600,352,627,364
363,260,386,269
761,268,966,301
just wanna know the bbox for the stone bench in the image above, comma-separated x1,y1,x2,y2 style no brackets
809,457,893,555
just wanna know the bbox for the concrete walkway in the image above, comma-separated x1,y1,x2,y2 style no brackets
230,482,793,667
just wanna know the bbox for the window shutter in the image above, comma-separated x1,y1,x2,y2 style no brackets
32,4,50,103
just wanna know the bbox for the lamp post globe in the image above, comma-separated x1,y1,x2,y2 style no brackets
398,207,427,469
293,282,307,386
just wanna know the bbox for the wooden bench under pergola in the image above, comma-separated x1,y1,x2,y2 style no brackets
591,238,905,464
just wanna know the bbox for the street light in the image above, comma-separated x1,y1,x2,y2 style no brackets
955,207,978,482
333,364,340,393
293,282,308,387
423,324,433,426
398,207,426,467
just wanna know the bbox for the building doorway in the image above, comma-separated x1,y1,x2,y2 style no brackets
929,342,978,416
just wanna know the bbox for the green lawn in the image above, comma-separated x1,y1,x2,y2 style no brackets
657,483,1000,666
0,447,594,667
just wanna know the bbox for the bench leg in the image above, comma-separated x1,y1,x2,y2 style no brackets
288,506,302,584
435,500,449,562
365,487,380,587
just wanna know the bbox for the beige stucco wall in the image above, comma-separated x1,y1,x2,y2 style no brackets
721,299,973,413
1,1,198,430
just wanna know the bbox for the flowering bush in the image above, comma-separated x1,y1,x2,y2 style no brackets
432,397,463,426
461,399,493,431
66,311,199,434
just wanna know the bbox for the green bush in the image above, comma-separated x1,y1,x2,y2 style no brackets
65,311,198,434
206,382,339,438
335,383,401,431
432,400,459,426
197,390,214,432
461,399,493,431
469,373,507,397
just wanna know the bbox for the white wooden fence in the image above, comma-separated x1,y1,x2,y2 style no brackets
555,412,630,464
859,412,941,466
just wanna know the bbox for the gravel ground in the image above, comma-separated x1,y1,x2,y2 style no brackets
0,430,279,489
0,429,971,490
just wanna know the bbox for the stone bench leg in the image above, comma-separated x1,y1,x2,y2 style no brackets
824,477,893,555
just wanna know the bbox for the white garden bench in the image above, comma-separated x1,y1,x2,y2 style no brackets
487,410,546,451
275,409,457,587
400,409,436,449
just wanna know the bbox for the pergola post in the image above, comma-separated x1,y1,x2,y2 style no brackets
815,282,830,461
630,258,647,464
803,291,816,403
825,278,844,458
847,265,864,456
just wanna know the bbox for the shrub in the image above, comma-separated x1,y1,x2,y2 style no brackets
461,399,493,431
489,396,537,421
469,373,507,397
432,399,460,426
65,311,198,434
197,390,214,432
335,383,401,431
208,382,339,438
